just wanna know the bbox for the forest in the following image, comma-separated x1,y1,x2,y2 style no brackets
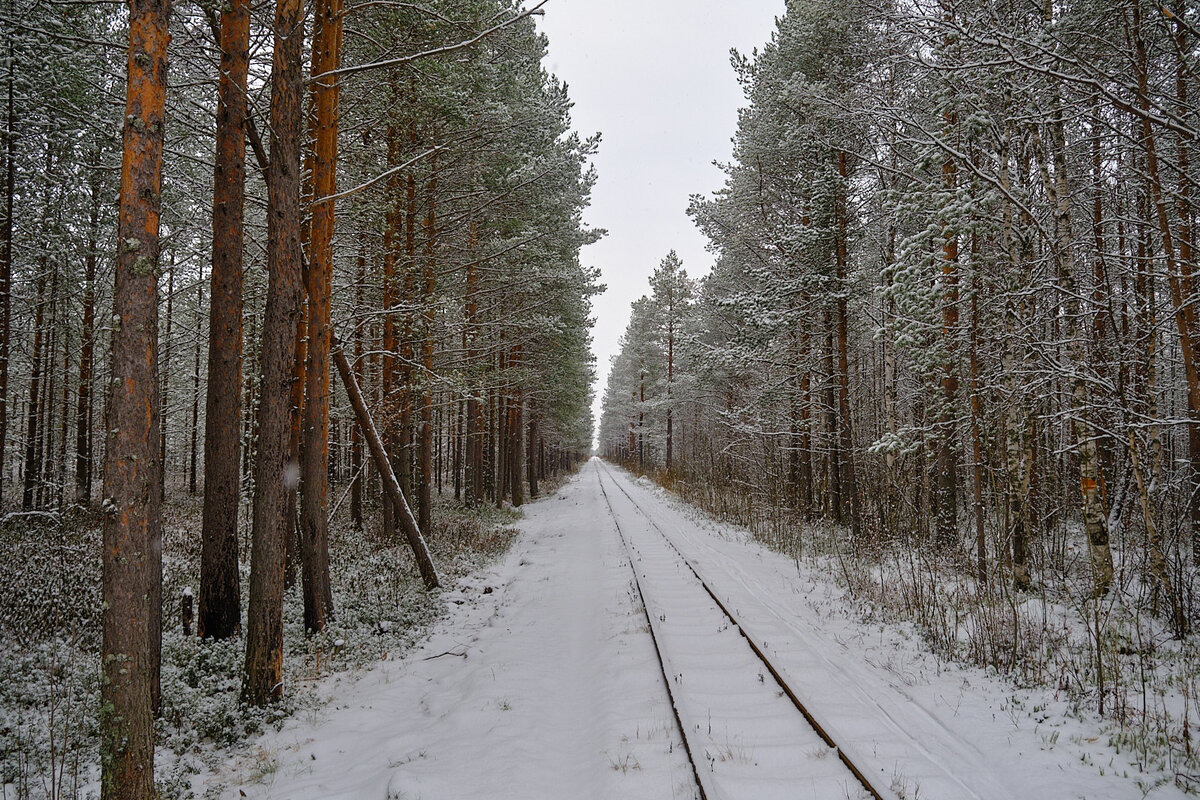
8,0,1200,794
0,0,598,796
600,0,1200,785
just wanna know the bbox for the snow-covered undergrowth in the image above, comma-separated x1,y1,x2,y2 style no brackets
658,470,1200,794
0,494,522,800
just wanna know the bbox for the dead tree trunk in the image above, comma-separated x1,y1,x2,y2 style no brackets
333,334,439,588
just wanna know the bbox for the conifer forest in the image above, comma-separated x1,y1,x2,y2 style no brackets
4,0,1200,797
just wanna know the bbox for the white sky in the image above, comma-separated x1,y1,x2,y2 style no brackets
535,0,784,445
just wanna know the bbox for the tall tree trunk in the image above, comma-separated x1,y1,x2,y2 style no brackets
464,221,481,505
101,0,168,788
298,0,341,633
834,151,860,537
350,250,364,528
1131,0,1200,559
1038,80,1113,596
380,91,400,526
244,0,305,705
22,264,45,511
970,266,986,585
824,310,840,520
38,252,56,510
76,160,99,506
938,132,959,548
798,301,813,517
56,309,69,509
527,405,538,500
418,150,437,533
38,261,56,510
285,289,307,590
397,156,417,507
666,316,674,473
638,373,645,472
190,278,201,494
199,0,249,640
159,253,173,491
1172,1,1200,556
0,26,14,506
510,372,524,507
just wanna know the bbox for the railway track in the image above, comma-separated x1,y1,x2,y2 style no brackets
596,461,892,800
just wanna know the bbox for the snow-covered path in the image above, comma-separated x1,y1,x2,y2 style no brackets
209,460,1189,800
209,459,696,800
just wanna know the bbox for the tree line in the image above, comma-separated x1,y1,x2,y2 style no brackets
601,0,1198,632
1,0,598,796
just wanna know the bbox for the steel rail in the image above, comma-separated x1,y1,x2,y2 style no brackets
596,461,891,800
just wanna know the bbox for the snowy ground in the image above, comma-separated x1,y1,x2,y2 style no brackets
201,459,1190,799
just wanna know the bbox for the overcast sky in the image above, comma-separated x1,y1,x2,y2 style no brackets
535,0,784,445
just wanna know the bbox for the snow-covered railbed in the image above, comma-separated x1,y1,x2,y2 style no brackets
207,460,1188,799
596,464,875,800
599,459,1190,800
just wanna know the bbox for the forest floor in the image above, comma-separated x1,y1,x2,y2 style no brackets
201,459,1187,800
0,482,526,800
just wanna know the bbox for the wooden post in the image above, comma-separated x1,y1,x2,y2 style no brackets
181,589,194,637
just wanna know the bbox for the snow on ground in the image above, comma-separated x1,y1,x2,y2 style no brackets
196,466,696,800
606,460,1190,800
605,468,873,800
202,460,1189,799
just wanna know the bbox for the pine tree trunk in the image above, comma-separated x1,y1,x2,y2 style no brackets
299,0,341,633
190,279,201,494
398,161,417,506
1172,3,1200,557
381,98,399,525
834,152,860,537
527,406,538,500
159,254,173,492
1131,0,1200,559
937,134,960,548
244,0,305,705
0,30,14,506
22,263,45,511
56,312,69,509
419,150,436,534
798,305,813,517
101,0,168,787
284,297,306,590
75,161,99,506
510,379,524,507
824,310,840,520
464,221,481,505
970,276,986,585
199,0,249,639
350,251,364,528
666,320,674,472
